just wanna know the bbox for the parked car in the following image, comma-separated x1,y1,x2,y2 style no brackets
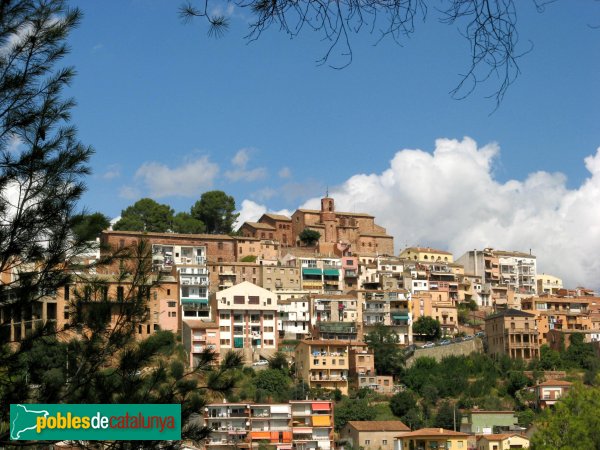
252,360,269,367
439,339,451,346
475,331,485,337
463,335,475,341
421,342,435,348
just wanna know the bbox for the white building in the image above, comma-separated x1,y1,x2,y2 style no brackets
214,281,278,363
152,243,209,319
278,297,310,340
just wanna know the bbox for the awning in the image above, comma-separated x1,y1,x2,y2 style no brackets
392,314,409,319
303,268,322,276
181,298,208,305
312,416,331,427
323,269,339,276
271,405,291,414
250,432,271,439
311,402,331,411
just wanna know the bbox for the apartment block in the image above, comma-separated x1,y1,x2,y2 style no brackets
209,262,261,292
182,320,219,367
100,230,237,265
310,293,359,341
234,236,280,263
412,291,458,337
353,289,413,344
536,274,563,295
522,296,595,344
278,297,311,340
149,243,209,319
485,309,539,361
214,281,278,363
202,400,335,450
261,264,302,292
295,340,350,394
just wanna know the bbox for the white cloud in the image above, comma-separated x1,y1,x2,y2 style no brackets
225,148,267,182
134,155,219,197
101,164,121,180
234,199,292,229
295,137,600,291
119,185,140,200
279,167,292,178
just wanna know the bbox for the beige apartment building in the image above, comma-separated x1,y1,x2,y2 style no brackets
522,296,595,345
399,247,454,263
214,281,278,363
412,291,458,337
340,421,410,450
234,236,280,263
485,309,540,361
295,339,350,394
536,274,563,295
261,264,302,292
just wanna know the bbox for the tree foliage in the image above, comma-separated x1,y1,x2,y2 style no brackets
172,211,205,234
530,382,600,450
0,0,93,314
113,198,174,232
71,212,110,241
298,228,321,246
389,390,417,418
334,398,377,431
191,190,239,234
433,401,459,430
254,368,292,402
412,316,441,341
365,324,404,376
181,0,547,105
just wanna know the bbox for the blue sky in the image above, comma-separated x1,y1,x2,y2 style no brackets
64,1,600,288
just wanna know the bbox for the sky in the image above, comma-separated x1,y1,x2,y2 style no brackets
62,0,600,289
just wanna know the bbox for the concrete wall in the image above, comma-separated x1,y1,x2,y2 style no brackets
405,338,484,367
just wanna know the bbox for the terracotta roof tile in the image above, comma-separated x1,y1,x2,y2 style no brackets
347,421,409,432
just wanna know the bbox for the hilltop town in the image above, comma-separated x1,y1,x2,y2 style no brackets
2,194,599,449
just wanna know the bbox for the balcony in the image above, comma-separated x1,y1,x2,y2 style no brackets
316,322,356,334
344,270,357,278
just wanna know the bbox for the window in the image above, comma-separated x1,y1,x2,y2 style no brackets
364,440,370,445
220,326,230,331
220,313,230,320
218,242,223,250
234,296,245,305
248,296,259,305
117,286,124,302
168,301,176,308
220,339,230,345
382,440,387,445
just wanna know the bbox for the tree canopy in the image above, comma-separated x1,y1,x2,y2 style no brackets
299,228,321,246
365,324,404,376
71,212,110,241
412,316,442,341
191,190,239,234
334,398,377,431
113,198,174,232
0,0,93,312
531,382,600,449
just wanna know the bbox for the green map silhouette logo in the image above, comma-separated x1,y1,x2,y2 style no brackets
10,404,49,440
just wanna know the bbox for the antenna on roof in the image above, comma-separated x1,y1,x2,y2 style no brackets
325,185,329,197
